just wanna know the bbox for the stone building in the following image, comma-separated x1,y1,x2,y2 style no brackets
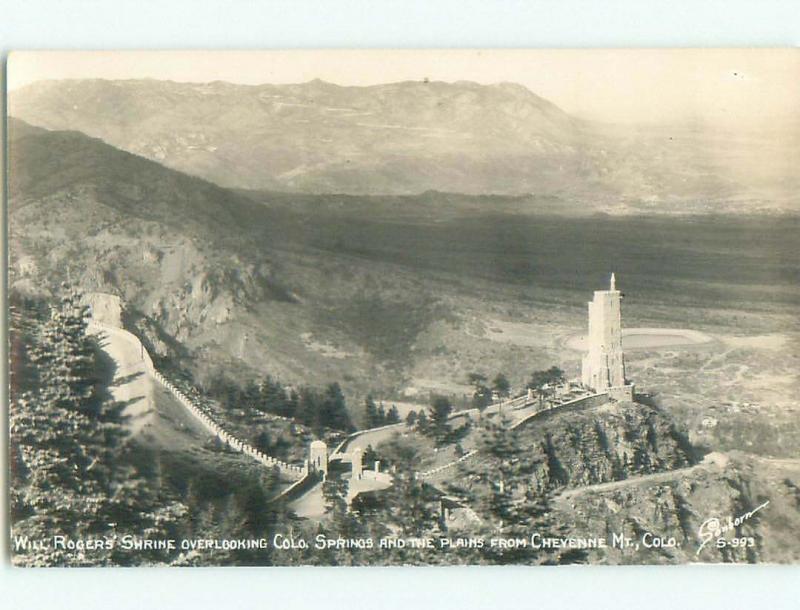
580,273,634,400
309,440,328,478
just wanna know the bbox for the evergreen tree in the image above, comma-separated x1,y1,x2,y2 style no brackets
362,445,380,469
11,288,186,566
468,372,493,411
369,437,440,563
429,395,453,442
492,373,511,399
28,287,96,414
527,366,565,397
322,475,350,523
320,382,354,432
416,410,429,433
386,405,400,424
253,431,272,453
364,395,379,428
242,380,261,412
259,376,291,417
285,388,299,420
296,387,321,432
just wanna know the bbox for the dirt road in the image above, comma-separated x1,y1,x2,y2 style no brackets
89,323,155,435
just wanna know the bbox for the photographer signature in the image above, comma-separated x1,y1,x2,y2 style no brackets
696,500,769,555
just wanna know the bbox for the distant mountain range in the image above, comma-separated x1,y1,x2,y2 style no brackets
10,78,798,212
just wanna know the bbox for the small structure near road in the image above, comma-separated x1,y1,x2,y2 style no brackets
309,440,329,478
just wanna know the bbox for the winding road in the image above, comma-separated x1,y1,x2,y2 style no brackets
89,322,155,435
557,452,730,502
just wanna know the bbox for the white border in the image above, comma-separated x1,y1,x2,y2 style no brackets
2,1,800,609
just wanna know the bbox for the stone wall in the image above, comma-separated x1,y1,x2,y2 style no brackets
417,391,610,480
417,450,478,480
275,470,323,503
511,391,609,431
89,320,306,481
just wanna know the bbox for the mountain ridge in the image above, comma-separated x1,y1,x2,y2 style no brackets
7,117,273,241
6,77,625,198
11,77,797,212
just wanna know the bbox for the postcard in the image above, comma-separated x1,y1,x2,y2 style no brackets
7,49,799,566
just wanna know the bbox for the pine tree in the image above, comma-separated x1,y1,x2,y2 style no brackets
374,437,440,564
364,395,379,428
386,405,400,424
254,431,272,453
492,373,511,398
429,395,453,443
416,410,429,433
29,287,96,414
10,288,187,566
322,476,350,527
320,383,354,432
362,445,379,468
468,372,493,411
296,387,321,432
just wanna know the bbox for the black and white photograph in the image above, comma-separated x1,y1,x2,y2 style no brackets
6,48,800,568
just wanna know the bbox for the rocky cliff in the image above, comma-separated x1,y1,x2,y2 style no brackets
556,452,800,564
517,401,699,492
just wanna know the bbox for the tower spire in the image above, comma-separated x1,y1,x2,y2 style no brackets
610,272,616,291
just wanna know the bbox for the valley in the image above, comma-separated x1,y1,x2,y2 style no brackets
9,119,799,438
7,73,800,565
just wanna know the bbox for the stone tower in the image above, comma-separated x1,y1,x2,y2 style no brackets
581,273,633,400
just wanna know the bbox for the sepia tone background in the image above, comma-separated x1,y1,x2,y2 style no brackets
4,1,800,603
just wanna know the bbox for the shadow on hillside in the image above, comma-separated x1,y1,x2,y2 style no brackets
122,308,192,369
92,338,117,406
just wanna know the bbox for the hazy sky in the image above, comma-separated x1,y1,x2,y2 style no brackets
8,49,799,126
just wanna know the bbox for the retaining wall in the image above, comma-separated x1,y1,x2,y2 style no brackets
510,391,608,431
416,391,609,481
274,469,323,502
417,449,479,480
89,320,305,481
331,421,407,457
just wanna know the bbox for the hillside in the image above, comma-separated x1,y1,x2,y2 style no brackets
7,119,472,404
556,452,800,564
430,400,800,564
435,400,701,496
8,117,269,240
11,78,798,211
8,78,587,196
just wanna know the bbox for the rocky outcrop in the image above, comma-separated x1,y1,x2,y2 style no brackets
519,401,699,492
556,453,800,564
